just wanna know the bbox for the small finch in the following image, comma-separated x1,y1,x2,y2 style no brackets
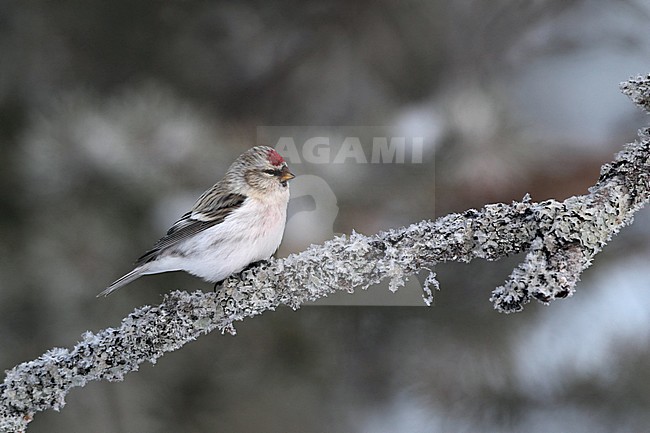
98,146,295,297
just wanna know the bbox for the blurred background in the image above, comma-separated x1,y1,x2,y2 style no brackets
2,1,650,431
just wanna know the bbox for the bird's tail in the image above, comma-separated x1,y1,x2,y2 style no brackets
97,266,148,297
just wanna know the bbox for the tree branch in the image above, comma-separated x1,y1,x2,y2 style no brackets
2,74,650,432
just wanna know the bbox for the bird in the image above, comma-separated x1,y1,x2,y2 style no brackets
98,146,295,297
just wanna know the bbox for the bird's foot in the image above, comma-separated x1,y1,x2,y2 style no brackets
213,260,269,292
239,260,268,277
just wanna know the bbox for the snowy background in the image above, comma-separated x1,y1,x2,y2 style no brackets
2,1,650,431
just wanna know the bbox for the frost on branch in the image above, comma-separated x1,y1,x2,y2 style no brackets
2,74,650,431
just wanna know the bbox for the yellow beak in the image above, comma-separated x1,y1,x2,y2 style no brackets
279,167,295,182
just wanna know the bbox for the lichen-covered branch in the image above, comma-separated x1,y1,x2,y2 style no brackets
2,74,650,432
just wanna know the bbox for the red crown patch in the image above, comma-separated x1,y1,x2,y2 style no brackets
267,149,285,166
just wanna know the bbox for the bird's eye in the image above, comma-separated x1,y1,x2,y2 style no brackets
263,169,282,176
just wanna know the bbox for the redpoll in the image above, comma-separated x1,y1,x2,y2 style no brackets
98,146,294,297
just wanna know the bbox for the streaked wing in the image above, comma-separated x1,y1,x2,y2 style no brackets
134,192,246,265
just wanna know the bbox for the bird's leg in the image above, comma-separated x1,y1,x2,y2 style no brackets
238,260,268,278
213,260,268,292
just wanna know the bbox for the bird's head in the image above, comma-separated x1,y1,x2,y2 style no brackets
229,146,295,196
